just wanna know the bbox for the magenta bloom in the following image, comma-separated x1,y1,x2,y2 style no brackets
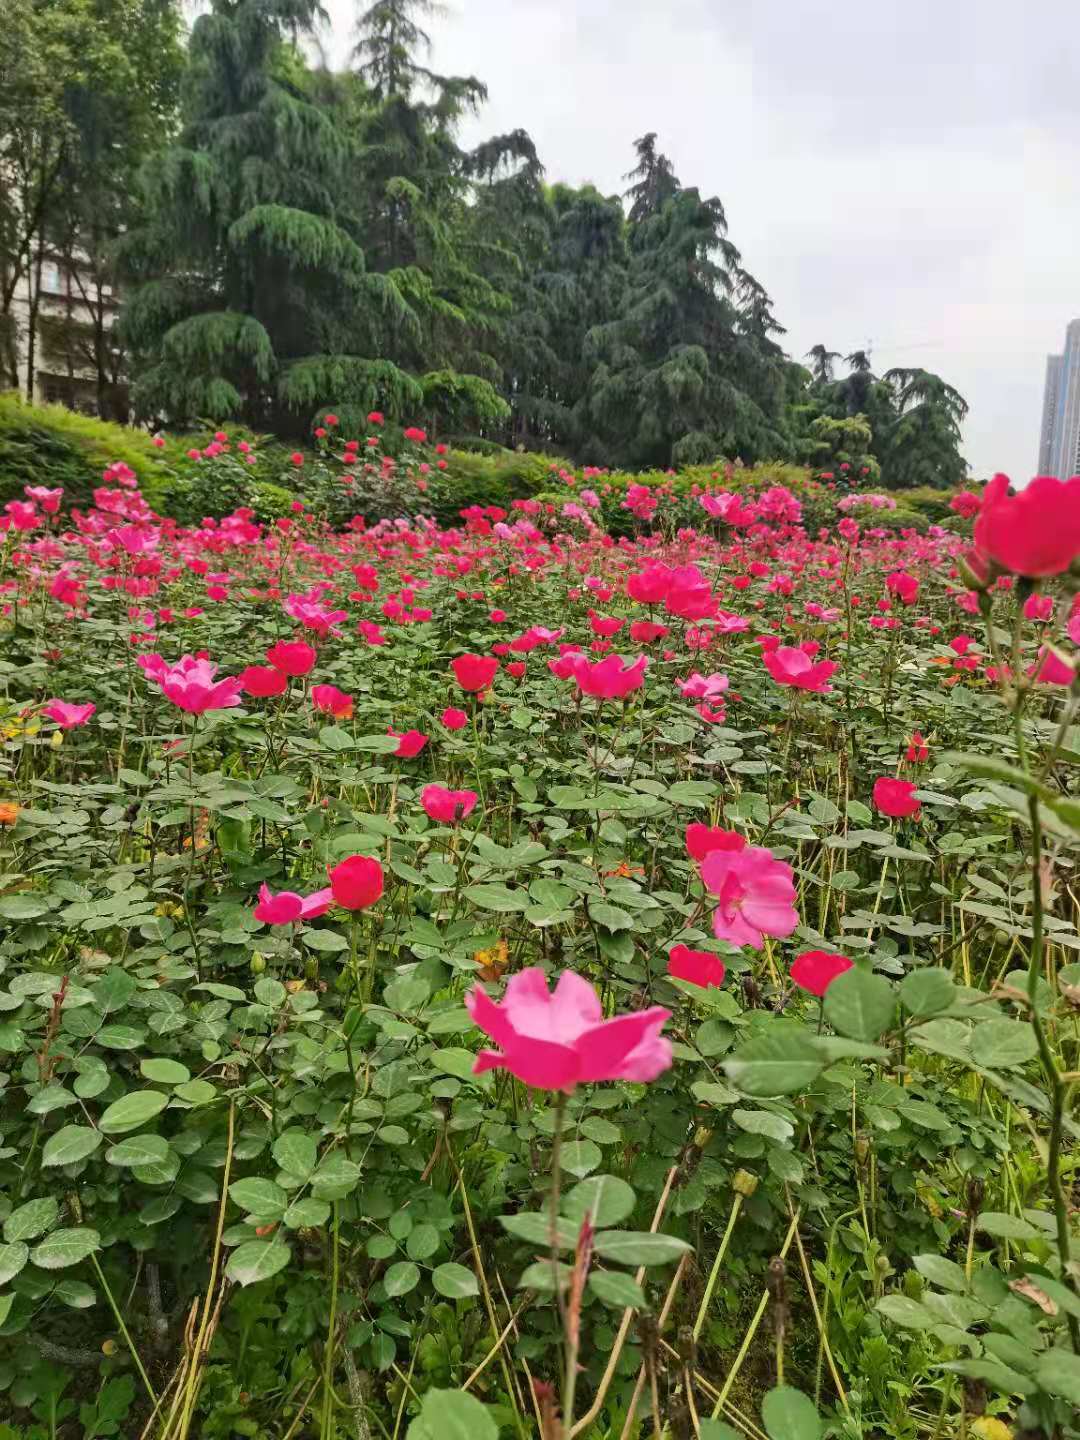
572,653,648,700
678,671,729,700
147,655,243,714
452,654,500,692
253,883,333,925
265,641,317,676
763,647,838,692
390,728,428,758
1029,646,1074,686
668,944,726,989
42,700,95,729
685,824,745,862
421,784,478,823
466,968,672,1090
311,684,354,718
974,473,1080,577
241,665,289,698
790,951,853,997
873,777,921,818
700,846,799,950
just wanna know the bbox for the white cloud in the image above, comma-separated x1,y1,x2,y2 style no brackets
322,0,1080,480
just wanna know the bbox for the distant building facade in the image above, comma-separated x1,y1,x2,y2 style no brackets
1038,319,1080,478
8,247,126,418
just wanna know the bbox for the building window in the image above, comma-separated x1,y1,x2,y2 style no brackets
40,262,63,294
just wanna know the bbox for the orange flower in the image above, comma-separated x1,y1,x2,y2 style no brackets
0,802,19,826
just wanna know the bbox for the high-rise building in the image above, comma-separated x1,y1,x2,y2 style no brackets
1037,319,1080,477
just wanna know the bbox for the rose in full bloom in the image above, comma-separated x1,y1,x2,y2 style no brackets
790,951,853,997
668,944,726,989
421,784,478,823
973,473,1080,577
265,641,316,676
452,654,500,693
327,855,384,910
440,707,468,730
312,684,355,719
572,653,648,700
466,968,672,1089
678,672,729,700
763,647,838,692
253,883,333,925
41,700,95,728
700,846,799,950
873,777,921,818
145,655,242,715
241,665,289,698
685,824,745,861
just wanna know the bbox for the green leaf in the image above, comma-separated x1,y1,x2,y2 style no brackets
518,1259,572,1291
31,1227,100,1270
1033,1349,1080,1405
226,1240,291,1287
41,1125,103,1167
229,1179,288,1218
310,1153,363,1199
588,1270,646,1308
105,1134,171,1168
499,1212,579,1249
591,1231,691,1266
0,1241,29,1286
823,968,895,1041
724,1023,825,1096
761,1385,823,1440
140,1058,191,1085
588,900,634,931
405,1388,498,1440
562,1175,636,1229
970,1020,1038,1069
977,1212,1040,1241
98,1090,169,1135
733,1109,794,1142
384,1261,420,1297
302,928,348,953
699,1424,742,1440
913,1254,968,1293
284,1198,331,1229
4,1197,59,1244
463,883,529,913
272,1129,317,1178
899,968,956,1018
561,1139,602,1178
877,1295,938,1330
432,1262,479,1299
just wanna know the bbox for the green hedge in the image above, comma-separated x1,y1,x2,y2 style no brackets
0,397,973,537
0,391,177,511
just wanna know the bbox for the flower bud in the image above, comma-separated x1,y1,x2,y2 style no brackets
732,1169,759,1198
249,952,266,974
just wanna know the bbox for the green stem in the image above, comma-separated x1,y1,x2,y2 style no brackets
692,1192,743,1341
89,1253,157,1405
321,1202,341,1436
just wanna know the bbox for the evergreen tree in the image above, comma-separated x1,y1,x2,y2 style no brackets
878,367,968,488
119,0,420,431
585,137,789,468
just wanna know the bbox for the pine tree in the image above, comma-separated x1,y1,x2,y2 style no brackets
879,367,968,488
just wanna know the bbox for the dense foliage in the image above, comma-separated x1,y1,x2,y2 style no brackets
0,446,1078,1439
2,0,970,484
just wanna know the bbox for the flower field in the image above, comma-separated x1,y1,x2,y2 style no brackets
1,448,1079,1440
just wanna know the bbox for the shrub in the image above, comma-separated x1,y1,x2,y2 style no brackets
0,392,174,510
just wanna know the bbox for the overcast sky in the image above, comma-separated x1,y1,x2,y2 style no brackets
324,0,1080,482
